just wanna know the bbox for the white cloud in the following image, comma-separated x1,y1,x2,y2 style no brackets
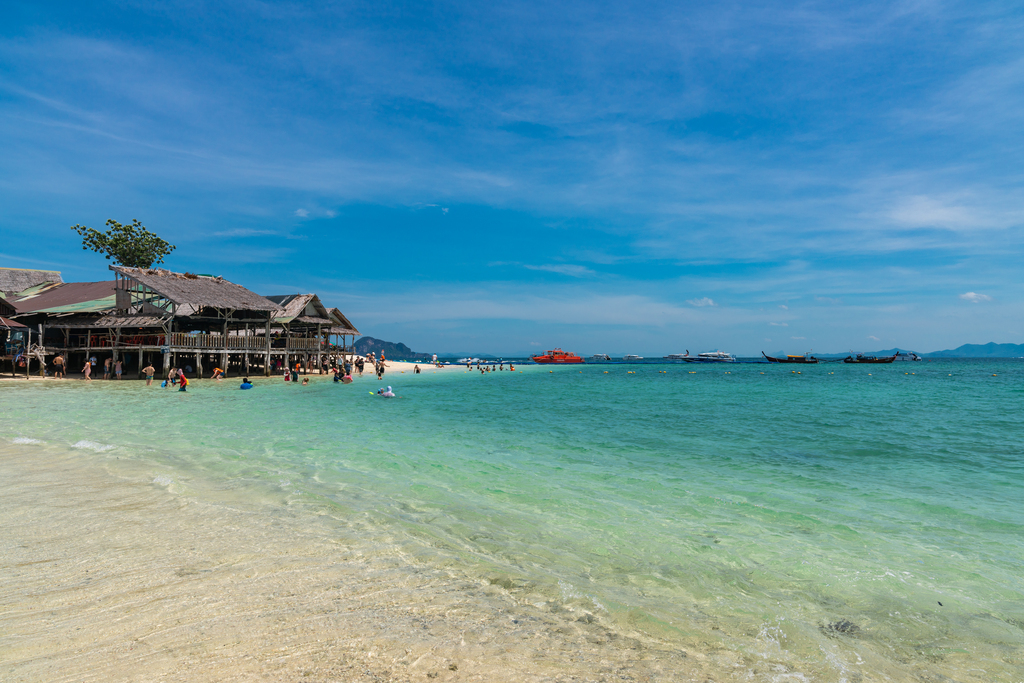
686,297,717,307
294,208,309,218
524,264,595,277
778,304,788,310
868,335,880,341
959,292,992,303
769,322,788,327
791,336,806,340
890,195,975,229
815,296,842,305
764,338,772,342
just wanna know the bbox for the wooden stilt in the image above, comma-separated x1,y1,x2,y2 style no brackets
264,318,271,376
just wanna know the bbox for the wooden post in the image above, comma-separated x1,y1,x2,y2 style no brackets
196,351,202,379
85,327,92,378
264,317,271,377
138,344,144,379
221,317,229,377
316,323,322,374
38,323,46,377
283,323,290,374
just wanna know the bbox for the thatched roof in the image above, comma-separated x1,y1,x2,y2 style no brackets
112,266,281,313
264,293,333,325
0,267,62,297
328,307,360,335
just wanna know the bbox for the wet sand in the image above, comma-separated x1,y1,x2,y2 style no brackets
0,446,712,683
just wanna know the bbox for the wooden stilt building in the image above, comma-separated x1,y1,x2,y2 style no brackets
6,266,362,379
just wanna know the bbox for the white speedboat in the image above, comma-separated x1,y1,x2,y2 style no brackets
622,354,643,361
683,351,736,363
664,353,691,360
590,354,611,361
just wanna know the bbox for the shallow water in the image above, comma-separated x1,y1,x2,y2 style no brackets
2,360,1023,681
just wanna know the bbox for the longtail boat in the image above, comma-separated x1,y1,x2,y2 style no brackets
763,352,819,364
842,353,898,364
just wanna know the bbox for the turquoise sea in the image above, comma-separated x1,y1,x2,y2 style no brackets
2,359,1023,681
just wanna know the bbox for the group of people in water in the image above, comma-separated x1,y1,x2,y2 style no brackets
76,355,126,381
469,360,514,374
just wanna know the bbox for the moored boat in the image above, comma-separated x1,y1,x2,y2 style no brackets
590,354,611,361
843,353,898,364
763,352,819,364
622,354,643,361
683,351,736,363
531,348,585,364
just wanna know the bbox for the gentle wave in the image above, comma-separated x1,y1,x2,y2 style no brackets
71,440,116,452
12,437,44,444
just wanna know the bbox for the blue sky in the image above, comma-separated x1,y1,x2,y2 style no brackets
2,1,1022,355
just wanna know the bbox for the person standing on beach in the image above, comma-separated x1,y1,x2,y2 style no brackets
115,359,123,380
104,357,112,380
178,371,189,392
356,356,364,376
143,362,155,386
82,360,92,380
53,354,65,379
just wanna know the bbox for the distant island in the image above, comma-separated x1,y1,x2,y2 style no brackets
353,337,433,361
922,342,1024,358
777,343,1024,359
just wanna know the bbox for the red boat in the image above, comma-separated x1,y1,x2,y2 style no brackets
531,348,585,364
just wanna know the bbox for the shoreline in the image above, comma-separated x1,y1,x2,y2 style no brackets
0,440,697,682
0,358,516,382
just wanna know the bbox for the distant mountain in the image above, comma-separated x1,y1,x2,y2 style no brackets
923,343,1024,358
353,337,432,361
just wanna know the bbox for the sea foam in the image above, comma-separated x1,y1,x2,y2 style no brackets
12,437,44,444
72,440,116,452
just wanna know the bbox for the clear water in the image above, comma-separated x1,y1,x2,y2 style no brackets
2,360,1022,680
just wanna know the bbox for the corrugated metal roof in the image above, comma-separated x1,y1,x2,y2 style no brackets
41,314,170,329
11,281,116,314
1,316,27,329
0,296,15,318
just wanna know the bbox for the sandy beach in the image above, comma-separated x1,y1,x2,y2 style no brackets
1,416,701,683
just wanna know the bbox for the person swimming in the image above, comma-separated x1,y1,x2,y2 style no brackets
240,378,254,390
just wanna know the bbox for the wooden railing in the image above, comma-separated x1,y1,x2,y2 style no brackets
170,332,265,350
287,337,320,350
168,332,322,351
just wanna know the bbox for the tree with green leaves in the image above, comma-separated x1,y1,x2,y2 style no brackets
70,219,176,269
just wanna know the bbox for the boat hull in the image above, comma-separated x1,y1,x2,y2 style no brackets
531,348,585,364
843,354,897,364
763,352,819,364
